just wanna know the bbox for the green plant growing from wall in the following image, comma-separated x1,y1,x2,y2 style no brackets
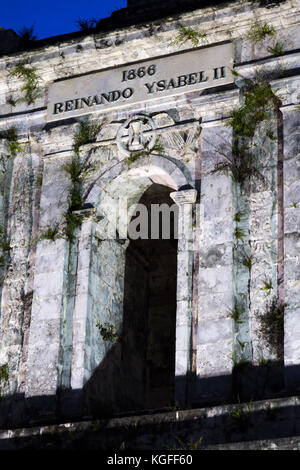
0,364,9,383
172,436,203,450
241,254,254,269
36,174,43,188
41,118,112,242
62,156,85,210
211,142,263,186
0,364,9,394
261,279,273,296
61,118,104,241
168,401,181,412
234,227,245,241
228,395,252,422
97,321,120,342
72,119,103,155
228,301,244,323
266,129,277,141
228,80,277,138
279,64,287,78
39,224,61,242
64,211,84,242
267,41,284,57
233,211,244,222
212,78,279,185
0,127,22,157
257,298,285,356
0,240,11,252
6,96,17,107
17,25,38,49
9,64,41,105
76,18,97,30
0,225,11,255
127,136,164,164
173,26,207,47
231,69,240,78
247,21,276,43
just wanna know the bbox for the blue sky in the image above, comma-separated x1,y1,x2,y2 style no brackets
1,0,127,39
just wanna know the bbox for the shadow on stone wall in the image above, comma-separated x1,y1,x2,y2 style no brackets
1,379,300,449
173,361,285,410
0,361,297,431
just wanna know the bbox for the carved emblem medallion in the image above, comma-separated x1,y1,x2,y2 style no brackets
116,114,157,155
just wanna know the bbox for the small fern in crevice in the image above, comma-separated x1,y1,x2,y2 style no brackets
257,298,285,357
64,211,83,242
261,279,273,296
233,212,244,222
0,240,11,252
76,18,97,31
241,254,254,269
267,41,284,57
72,119,103,155
172,436,203,450
62,119,104,242
228,395,252,422
228,301,244,323
247,21,276,44
17,25,38,49
234,227,245,241
127,152,141,165
36,174,43,188
7,95,17,107
0,127,22,157
97,321,120,342
228,80,277,138
266,129,277,141
0,226,10,255
212,79,278,186
212,143,264,186
62,152,95,213
127,136,164,165
39,224,61,242
173,26,207,47
9,64,41,105
0,364,9,384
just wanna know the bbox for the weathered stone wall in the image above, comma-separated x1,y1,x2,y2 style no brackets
0,0,299,437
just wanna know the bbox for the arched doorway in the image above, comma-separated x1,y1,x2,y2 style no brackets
122,183,178,411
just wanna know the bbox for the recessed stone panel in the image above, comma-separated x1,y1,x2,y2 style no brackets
47,42,233,122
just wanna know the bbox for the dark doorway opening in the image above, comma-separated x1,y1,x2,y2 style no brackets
122,184,178,411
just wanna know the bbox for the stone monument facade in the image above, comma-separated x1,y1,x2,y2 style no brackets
0,0,299,449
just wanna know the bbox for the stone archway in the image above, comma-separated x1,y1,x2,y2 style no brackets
70,162,196,416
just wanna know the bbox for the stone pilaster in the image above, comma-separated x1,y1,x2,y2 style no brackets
280,104,300,392
170,188,197,405
195,121,234,404
24,155,70,420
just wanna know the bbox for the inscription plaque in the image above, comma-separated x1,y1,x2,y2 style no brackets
47,42,234,122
